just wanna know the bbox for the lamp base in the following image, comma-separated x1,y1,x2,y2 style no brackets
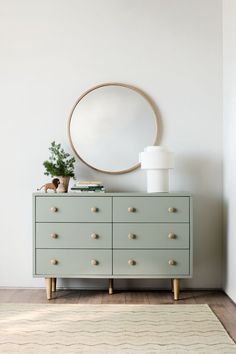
146,169,169,193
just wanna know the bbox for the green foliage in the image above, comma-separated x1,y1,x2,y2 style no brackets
43,141,76,178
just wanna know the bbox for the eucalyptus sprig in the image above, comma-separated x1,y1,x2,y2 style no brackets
43,141,76,178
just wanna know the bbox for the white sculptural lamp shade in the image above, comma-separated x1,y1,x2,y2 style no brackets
139,146,174,193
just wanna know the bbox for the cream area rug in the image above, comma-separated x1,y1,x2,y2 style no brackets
0,304,235,353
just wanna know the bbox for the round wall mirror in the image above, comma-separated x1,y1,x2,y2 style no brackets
68,83,159,174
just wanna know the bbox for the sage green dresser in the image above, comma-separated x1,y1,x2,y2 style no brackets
33,192,192,300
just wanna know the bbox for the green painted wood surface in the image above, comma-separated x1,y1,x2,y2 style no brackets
113,196,189,222
33,192,192,197
36,196,112,222
113,223,189,249
113,250,189,275
33,193,192,279
36,249,112,275
36,223,112,249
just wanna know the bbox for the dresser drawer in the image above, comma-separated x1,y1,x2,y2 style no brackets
113,223,189,249
113,250,189,275
36,249,112,275
113,197,189,222
35,197,112,222
36,223,112,249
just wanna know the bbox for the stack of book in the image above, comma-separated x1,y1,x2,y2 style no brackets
71,181,105,193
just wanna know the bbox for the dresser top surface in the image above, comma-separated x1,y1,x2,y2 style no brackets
33,192,192,197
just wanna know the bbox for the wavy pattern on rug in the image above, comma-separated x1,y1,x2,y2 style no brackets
0,304,235,353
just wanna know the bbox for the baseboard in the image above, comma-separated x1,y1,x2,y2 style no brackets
0,286,223,291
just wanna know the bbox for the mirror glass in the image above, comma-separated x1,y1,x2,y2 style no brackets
68,83,158,174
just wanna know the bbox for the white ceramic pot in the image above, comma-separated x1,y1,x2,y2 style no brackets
55,176,70,193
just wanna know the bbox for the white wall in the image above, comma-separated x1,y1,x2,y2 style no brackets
0,0,222,289
223,0,236,302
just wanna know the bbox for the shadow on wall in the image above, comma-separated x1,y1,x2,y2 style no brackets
222,200,228,290
176,155,222,288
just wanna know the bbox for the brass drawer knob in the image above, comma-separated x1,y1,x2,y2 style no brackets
128,233,136,240
50,206,58,213
128,207,136,213
50,259,58,265
168,259,176,266
91,207,98,213
51,233,58,239
128,259,136,266
168,207,176,213
91,259,99,266
91,233,98,240
168,233,176,240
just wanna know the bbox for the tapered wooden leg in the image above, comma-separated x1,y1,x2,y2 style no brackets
108,279,113,295
52,278,57,292
173,279,180,301
171,279,174,292
45,278,52,300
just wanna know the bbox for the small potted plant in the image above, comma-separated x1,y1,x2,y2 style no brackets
43,141,76,193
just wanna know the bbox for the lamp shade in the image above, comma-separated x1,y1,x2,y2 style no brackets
139,146,174,193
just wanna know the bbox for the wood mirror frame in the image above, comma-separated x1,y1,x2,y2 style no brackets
68,82,159,174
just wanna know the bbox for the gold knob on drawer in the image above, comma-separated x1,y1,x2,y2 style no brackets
50,206,58,213
168,259,176,266
50,259,58,265
128,233,136,240
91,259,99,266
91,233,98,240
128,207,136,213
91,207,98,213
168,207,176,213
168,233,176,240
128,259,136,266
51,233,58,239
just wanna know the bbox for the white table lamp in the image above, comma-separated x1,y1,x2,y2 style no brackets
139,146,174,193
